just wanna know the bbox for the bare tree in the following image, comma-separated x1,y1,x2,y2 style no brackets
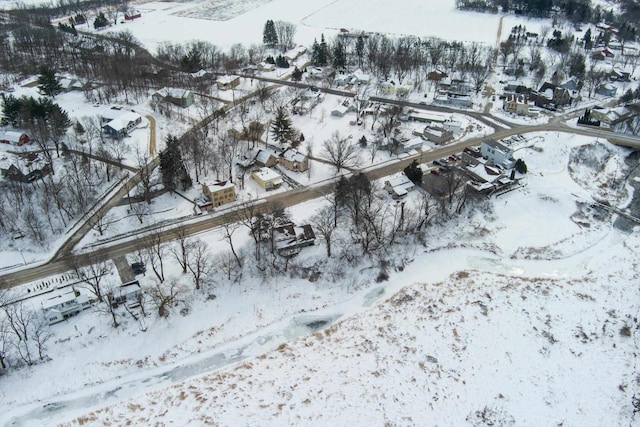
236,198,262,262
30,316,51,361
4,303,34,366
130,201,151,224
322,131,360,172
169,227,193,274
70,255,112,303
135,149,153,205
90,212,116,237
275,21,297,51
143,230,166,283
221,223,243,268
148,279,188,318
187,239,214,290
0,316,12,370
311,206,337,258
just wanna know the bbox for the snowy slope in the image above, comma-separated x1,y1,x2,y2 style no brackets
24,131,635,426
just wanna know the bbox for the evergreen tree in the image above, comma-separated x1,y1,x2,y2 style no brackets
94,12,108,29
270,106,292,144
311,39,321,65
318,34,329,66
37,67,62,97
403,160,423,184
583,28,592,50
515,159,528,174
291,66,303,82
356,35,365,68
159,135,191,192
275,55,290,68
263,20,278,47
332,40,346,70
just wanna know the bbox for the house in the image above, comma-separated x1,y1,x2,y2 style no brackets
590,106,633,125
59,78,85,92
216,75,240,90
258,62,276,72
385,135,424,155
378,81,396,96
448,80,472,96
306,67,331,81
407,111,447,124
481,139,516,169
384,172,415,199
202,180,237,207
102,110,142,138
610,67,631,82
0,130,29,146
331,99,356,117
427,70,448,82
254,149,278,167
443,119,462,134
108,281,142,308
124,10,141,20
292,88,324,114
596,83,618,97
272,223,316,256
284,46,307,62
591,46,615,61
41,288,92,325
0,152,51,182
530,82,574,109
502,83,531,99
503,94,538,117
434,93,473,109
251,167,283,190
152,87,194,107
279,148,308,172
351,69,371,85
560,79,579,92
423,126,454,144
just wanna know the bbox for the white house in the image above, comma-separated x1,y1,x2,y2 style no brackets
331,99,356,117
108,281,142,308
481,139,516,169
41,288,92,325
384,172,415,199
284,46,307,62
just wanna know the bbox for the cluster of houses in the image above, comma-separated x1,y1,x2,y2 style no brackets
461,139,522,194
0,151,51,183
41,281,142,325
427,72,474,109
197,147,309,211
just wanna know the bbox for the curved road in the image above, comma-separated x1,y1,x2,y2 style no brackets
0,118,633,288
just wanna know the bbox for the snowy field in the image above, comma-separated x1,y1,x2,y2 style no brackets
74,0,506,53
2,132,639,426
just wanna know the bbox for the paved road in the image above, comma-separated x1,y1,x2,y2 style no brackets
0,117,626,288
0,67,635,288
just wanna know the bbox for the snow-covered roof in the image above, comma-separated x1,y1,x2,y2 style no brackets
0,130,27,143
216,75,240,85
284,46,307,60
204,180,235,194
41,288,88,311
281,149,306,163
155,87,192,99
253,167,282,183
255,149,277,164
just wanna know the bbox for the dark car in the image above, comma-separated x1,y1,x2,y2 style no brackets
131,262,146,275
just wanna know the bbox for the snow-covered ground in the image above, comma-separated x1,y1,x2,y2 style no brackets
2,131,638,426
71,0,506,53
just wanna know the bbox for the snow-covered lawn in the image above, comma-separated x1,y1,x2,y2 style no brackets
1,131,638,426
